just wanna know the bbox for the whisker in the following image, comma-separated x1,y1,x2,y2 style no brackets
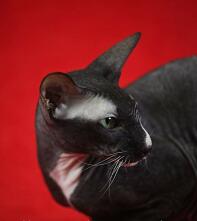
83,155,122,172
107,159,123,191
101,156,124,196
84,154,116,166
99,156,122,193
107,161,120,199
83,151,125,166
99,165,118,199
106,156,122,181
83,151,127,170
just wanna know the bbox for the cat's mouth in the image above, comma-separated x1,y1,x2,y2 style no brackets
88,146,151,169
121,156,147,168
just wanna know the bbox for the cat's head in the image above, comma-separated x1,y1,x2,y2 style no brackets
39,32,152,164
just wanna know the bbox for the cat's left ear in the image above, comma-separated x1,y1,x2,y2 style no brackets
40,72,81,113
87,32,141,84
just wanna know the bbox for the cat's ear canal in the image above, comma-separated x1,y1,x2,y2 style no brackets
87,32,141,84
40,72,81,114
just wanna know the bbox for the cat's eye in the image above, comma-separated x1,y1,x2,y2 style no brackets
100,117,117,129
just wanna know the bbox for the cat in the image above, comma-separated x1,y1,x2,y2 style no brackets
35,32,197,221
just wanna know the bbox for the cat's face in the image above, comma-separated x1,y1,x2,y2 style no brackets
39,74,152,164
39,33,152,165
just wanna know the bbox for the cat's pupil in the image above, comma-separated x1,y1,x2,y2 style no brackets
100,117,117,129
106,117,112,125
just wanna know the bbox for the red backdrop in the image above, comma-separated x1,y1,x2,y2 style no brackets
0,1,197,221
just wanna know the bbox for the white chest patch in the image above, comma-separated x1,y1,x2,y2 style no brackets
54,94,117,121
49,153,87,206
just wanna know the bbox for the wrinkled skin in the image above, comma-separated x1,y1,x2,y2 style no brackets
35,33,197,221
71,57,197,221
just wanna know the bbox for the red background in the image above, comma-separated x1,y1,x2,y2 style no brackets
0,1,197,221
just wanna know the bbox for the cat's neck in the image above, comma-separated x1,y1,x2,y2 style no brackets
49,153,87,207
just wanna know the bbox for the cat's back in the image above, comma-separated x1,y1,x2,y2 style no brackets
126,56,197,102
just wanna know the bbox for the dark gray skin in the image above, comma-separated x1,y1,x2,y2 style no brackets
35,33,197,221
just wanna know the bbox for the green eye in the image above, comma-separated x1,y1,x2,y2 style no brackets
100,117,117,129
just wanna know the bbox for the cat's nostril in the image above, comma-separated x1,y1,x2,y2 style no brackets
147,144,152,153
142,144,152,156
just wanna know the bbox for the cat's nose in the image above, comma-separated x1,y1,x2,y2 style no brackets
134,142,152,160
142,143,152,156
140,122,152,149
142,130,152,156
145,132,152,149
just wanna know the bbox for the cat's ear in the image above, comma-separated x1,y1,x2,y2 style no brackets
40,72,81,112
87,32,141,84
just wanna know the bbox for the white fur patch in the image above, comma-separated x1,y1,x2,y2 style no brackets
140,122,152,147
49,153,87,206
54,94,117,121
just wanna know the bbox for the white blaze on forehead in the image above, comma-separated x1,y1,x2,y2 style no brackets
54,95,117,121
140,122,152,147
50,153,87,207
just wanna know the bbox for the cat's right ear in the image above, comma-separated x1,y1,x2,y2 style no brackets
86,32,141,85
40,72,81,113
